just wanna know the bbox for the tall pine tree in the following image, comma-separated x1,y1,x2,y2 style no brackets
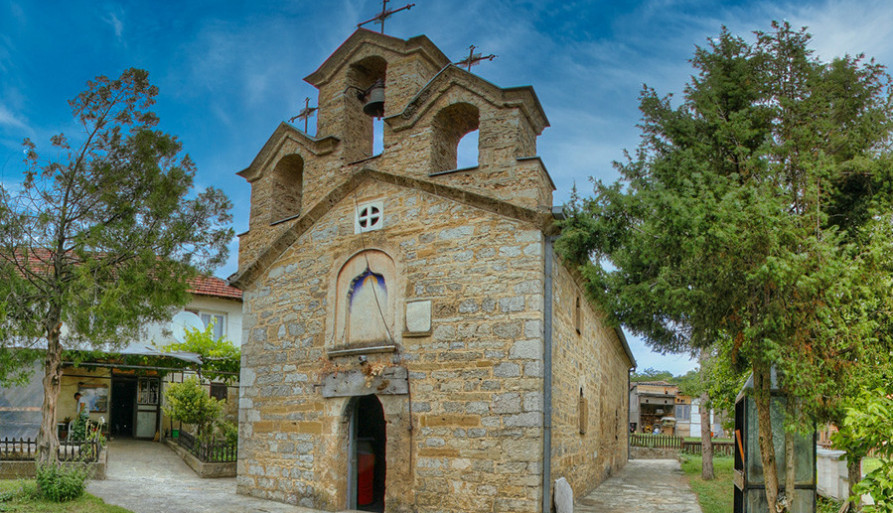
559,22,893,512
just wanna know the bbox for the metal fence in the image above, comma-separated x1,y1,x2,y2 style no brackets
0,437,101,462
176,431,237,463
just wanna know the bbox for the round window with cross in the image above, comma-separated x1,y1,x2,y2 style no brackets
355,201,383,233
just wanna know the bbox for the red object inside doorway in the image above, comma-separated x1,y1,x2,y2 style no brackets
358,446,375,506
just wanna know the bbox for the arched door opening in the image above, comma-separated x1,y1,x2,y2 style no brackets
350,394,387,512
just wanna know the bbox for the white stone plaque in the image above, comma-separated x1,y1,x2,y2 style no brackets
405,300,432,333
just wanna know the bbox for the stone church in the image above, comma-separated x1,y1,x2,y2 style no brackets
229,29,636,513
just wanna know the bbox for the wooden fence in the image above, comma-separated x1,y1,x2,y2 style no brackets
0,437,101,462
630,434,735,457
681,440,734,457
176,431,237,463
630,434,683,449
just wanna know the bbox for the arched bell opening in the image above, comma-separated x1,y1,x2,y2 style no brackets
431,102,480,173
346,56,388,160
269,153,304,223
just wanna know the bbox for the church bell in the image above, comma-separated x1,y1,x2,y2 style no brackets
362,80,385,118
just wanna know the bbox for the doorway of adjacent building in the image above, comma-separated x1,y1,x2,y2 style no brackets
110,378,136,438
349,394,387,512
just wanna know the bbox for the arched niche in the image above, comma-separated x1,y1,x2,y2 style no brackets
431,102,480,173
334,249,397,347
270,153,303,222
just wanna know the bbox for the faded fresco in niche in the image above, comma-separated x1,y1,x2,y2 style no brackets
348,267,388,343
335,250,397,346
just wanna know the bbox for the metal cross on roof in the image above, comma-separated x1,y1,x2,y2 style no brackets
288,97,318,134
454,45,496,73
358,0,415,34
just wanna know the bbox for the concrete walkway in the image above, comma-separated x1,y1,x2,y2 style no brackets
575,459,703,513
87,439,316,513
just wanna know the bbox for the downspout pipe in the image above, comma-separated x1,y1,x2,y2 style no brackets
627,368,632,460
542,235,556,513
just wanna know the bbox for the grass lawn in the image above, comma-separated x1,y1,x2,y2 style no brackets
680,454,735,513
0,480,131,513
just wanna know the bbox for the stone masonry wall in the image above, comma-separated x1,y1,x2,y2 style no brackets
548,255,632,499
238,179,547,513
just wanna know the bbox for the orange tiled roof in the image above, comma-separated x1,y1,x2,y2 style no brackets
187,275,242,300
8,249,240,300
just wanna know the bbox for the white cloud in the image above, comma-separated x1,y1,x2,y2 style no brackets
0,103,27,130
102,11,124,40
780,0,893,64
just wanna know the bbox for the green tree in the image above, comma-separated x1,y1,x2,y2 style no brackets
559,22,893,512
0,69,233,463
162,377,225,443
833,387,893,512
160,323,240,384
630,368,675,382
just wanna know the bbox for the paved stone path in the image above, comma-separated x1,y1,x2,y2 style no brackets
575,459,704,513
89,441,701,513
87,439,315,513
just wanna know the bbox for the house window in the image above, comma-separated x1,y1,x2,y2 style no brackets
199,312,226,340
574,295,582,335
578,388,588,435
355,201,383,233
210,383,228,402
675,404,691,421
138,378,159,405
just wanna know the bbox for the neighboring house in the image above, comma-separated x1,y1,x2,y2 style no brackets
0,276,242,441
230,29,636,513
628,381,726,438
629,381,679,434
689,398,726,439
674,394,693,437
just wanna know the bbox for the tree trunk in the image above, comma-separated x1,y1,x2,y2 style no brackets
846,457,862,513
36,321,63,464
700,391,715,480
781,396,796,511
754,363,782,512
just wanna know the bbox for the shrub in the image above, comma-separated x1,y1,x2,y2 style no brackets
163,377,224,441
35,462,90,502
218,420,238,446
68,411,89,441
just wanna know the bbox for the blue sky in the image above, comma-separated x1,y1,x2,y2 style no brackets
3,0,893,375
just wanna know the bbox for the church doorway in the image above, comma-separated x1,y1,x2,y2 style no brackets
349,394,387,512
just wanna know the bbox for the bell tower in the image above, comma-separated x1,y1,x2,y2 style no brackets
235,29,553,271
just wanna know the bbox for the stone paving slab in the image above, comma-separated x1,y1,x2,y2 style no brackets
575,459,703,513
87,439,321,513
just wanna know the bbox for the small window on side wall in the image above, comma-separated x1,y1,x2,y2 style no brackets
574,295,582,335
578,388,588,435
210,383,227,402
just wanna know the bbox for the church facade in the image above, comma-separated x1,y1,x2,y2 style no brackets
230,29,636,513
